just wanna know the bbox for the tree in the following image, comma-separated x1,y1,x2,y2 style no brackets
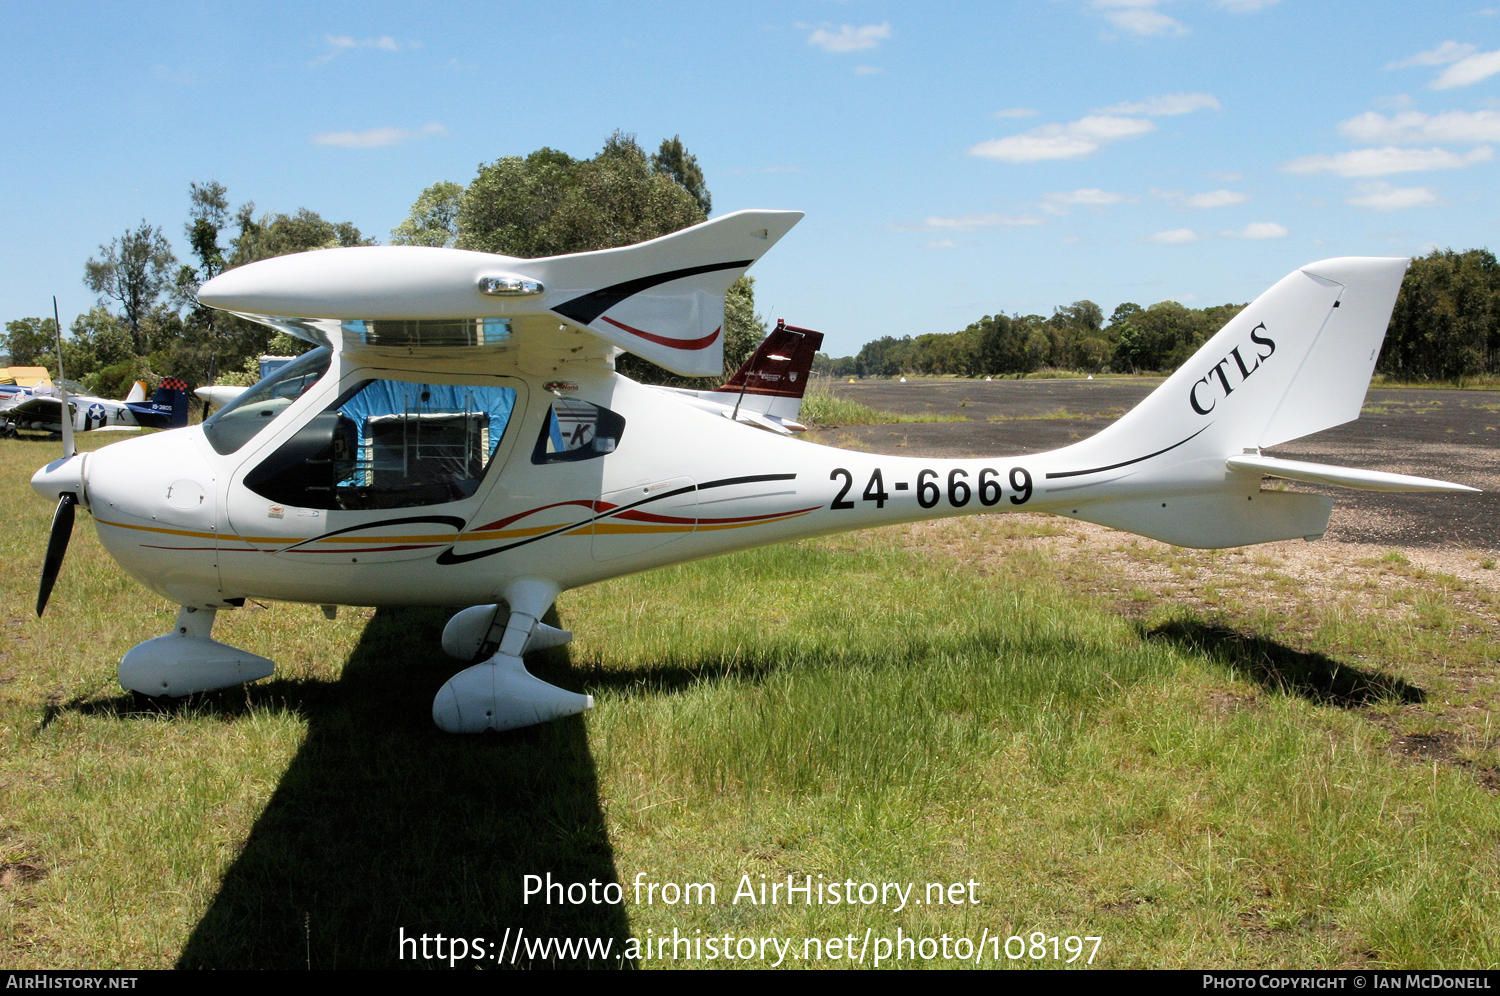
182,204,378,377
175,180,231,302
164,180,236,387
2,317,58,368
230,205,373,267
69,307,140,396
187,181,230,278
455,131,753,382
1108,302,1143,327
1381,249,1500,380
83,220,179,354
456,132,704,258
651,135,711,216
720,275,767,377
391,181,465,247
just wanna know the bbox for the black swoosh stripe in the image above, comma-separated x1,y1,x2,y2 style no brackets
1044,424,1212,481
552,260,754,325
435,473,798,565
278,515,467,553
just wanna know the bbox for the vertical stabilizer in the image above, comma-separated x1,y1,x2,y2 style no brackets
713,320,825,421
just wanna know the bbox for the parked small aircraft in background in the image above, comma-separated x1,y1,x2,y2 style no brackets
3,379,191,437
29,210,1478,734
1,365,54,395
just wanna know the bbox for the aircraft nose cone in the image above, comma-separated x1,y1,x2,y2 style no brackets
32,453,86,503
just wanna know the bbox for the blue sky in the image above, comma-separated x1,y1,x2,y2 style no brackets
3,1,1499,357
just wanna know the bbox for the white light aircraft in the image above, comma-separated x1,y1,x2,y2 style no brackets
29,211,1478,733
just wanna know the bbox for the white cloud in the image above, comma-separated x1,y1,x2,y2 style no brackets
1147,228,1202,243
1097,92,1220,116
1044,188,1132,206
1432,49,1500,89
1227,222,1288,239
1344,181,1442,211
993,107,1037,118
1154,187,1247,208
719,165,802,175
853,65,885,75
1386,41,1476,69
925,238,958,249
971,114,1155,162
1283,145,1493,177
805,22,891,53
1337,109,1500,144
1184,189,1249,208
311,122,447,148
1215,0,1280,11
894,213,1044,232
1093,0,1187,37
312,34,400,66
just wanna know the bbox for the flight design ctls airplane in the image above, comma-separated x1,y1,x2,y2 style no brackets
28,210,1478,733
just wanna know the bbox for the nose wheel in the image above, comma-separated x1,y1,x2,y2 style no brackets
118,606,274,698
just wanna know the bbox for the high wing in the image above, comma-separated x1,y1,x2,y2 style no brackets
197,210,803,377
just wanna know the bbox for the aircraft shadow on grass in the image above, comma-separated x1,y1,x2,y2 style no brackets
45,606,1421,967
46,606,775,969
1143,619,1425,708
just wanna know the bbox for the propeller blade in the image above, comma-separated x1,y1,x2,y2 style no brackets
37,492,77,617
52,297,74,459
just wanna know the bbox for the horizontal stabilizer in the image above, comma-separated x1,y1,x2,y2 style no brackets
720,408,795,435
1227,454,1478,493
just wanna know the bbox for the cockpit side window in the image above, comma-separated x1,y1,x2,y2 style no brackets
202,347,333,455
245,379,518,510
531,398,626,464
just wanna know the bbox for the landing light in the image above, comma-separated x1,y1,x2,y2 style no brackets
478,275,544,297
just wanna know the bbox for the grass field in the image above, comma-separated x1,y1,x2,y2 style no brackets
1,431,1497,969
799,381,967,427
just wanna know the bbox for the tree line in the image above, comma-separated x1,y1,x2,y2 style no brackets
2,132,763,398
817,249,1500,382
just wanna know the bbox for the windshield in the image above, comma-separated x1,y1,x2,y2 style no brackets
202,347,333,455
